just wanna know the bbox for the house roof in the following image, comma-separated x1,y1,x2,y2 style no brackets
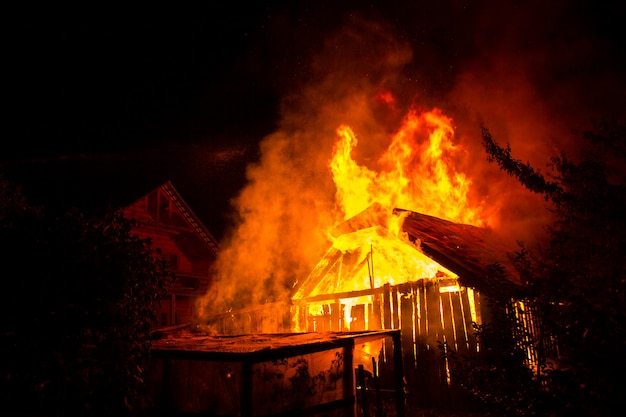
396,208,520,290
293,225,456,301
126,180,220,255
159,181,220,254
295,204,520,300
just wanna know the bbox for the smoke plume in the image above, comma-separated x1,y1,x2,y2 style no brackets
197,2,625,321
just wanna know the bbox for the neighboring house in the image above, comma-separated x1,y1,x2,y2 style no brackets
123,180,220,328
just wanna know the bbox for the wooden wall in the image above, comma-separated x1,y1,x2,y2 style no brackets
301,279,484,410
390,280,482,410
207,278,555,414
208,279,485,411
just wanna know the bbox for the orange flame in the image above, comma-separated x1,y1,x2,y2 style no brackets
295,103,486,332
330,105,484,226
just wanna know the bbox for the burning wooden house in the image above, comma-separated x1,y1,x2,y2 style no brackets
168,99,546,414
209,203,529,410
291,203,518,329
290,203,525,409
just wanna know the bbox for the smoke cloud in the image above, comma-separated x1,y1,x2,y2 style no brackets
197,17,416,320
197,2,625,320
444,1,625,244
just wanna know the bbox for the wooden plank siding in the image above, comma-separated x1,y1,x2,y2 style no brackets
211,278,486,410
208,279,554,411
211,282,556,412
123,181,219,330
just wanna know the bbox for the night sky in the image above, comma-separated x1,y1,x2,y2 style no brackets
3,1,625,240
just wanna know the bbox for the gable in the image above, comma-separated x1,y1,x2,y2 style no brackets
123,181,220,259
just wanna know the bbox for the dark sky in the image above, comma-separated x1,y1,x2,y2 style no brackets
3,1,625,240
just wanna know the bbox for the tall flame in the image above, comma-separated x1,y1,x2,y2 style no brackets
291,103,486,333
330,105,484,226
197,19,505,333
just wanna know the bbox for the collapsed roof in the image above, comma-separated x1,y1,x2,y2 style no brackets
396,207,520,291
294,204,519,300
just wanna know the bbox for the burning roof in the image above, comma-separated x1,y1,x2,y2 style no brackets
397,208,520,290
294,203,519,302
294,223,456,301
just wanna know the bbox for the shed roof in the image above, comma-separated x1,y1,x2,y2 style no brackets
294,204,519,300
397,208,520,290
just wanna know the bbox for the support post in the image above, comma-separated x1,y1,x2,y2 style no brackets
392,330,406,417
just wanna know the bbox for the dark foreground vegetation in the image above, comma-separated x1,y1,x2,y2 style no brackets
444,119,626,417
0,178,173,416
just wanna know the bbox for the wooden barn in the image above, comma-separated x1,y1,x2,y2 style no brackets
123,180,220,328
292,204,527,410
208,203,538,411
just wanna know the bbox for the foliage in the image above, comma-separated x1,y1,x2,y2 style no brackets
450,120,626,416
443,300,546,417
0,175,173,416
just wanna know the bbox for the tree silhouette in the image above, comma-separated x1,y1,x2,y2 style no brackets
0,175,173,416
458,120,626,416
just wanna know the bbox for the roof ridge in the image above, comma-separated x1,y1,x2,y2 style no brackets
160,181,220,254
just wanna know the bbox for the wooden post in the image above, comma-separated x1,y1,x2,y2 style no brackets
392,286,400,330
413,280,430,408
440,291,455,408
400,290,418,411
371,293,383,330
426,281,443,407
372,357,383,417
382,283,394,391
391,330,406,417
441,292,456,353
451,291,468,355
241,359,252,417
332,300,341,331
344,343,356,417
383,284,391,330
357,364,369,417
460,289,478,353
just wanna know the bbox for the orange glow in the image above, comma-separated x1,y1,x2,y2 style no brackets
196,20,512,340
376,91,396,107
295,103,485,331
293,224,459,331
301,226,456,299
330,106,484,226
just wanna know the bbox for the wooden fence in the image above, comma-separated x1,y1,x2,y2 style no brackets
205,278,550,412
